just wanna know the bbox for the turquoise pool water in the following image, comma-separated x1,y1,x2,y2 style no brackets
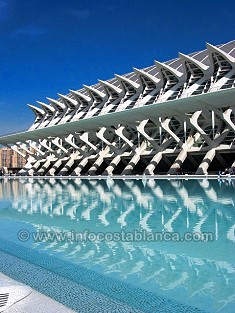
0,177,234,312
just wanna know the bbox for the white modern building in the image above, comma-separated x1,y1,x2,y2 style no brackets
0,41,235,176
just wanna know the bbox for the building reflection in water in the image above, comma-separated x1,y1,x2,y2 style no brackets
0,177,235,312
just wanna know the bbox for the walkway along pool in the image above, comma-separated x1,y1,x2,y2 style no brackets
0,177,234,312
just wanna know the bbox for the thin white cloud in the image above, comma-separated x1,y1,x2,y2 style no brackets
69,8,91,19
12,25,46,37
0,0,8,20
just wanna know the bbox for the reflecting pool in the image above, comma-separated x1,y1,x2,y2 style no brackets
0,177,234,312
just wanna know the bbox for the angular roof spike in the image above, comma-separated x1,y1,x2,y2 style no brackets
154,60,183,78
46,97,66,110
57,93,77,106
206,42,235,64
83,84,106,98
178,52,209,72
36,101,55,113
69,89,92,103
133,67,162,86
98,79,123,94
27,104,45,117
114,74,141,89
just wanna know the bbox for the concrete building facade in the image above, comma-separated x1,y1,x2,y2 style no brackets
0,41,234,176
0,147,26,173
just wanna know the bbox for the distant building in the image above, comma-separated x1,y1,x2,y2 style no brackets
0,147,26,173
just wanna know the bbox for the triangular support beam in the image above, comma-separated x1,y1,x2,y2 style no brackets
133,67,163,88
69,90,92,106
46,97,66,112
178,52,211,75
207,43,235,67
83,84,106,102
58,93,78,109
37,101,55,115
98,79,123,95
154,60,184,81
27,104,45,118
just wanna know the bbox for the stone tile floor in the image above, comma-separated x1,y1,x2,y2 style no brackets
0,273,76,313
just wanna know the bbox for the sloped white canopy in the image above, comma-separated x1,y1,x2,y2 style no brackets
154,60,184,81
58,93,78,108
1,87,234,145
115,74,141,91
46,97,66,111
98,79,123,94
83,84,106,100
37,101,55,114
133,67,162,87
27,104,45,118
178,52,211,75
207,42,235,66
69,90,92,105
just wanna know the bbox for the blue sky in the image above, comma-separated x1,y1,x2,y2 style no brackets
0,0,234,134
